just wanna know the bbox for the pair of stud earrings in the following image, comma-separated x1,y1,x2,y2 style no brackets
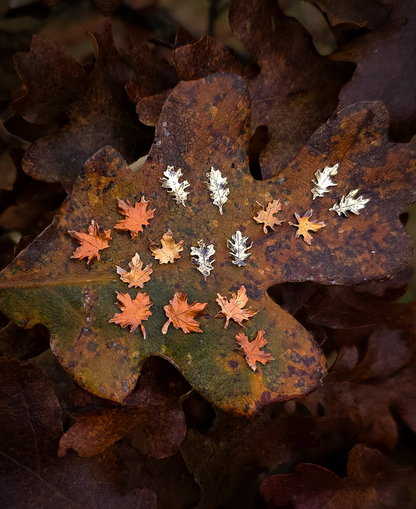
160,166,230,214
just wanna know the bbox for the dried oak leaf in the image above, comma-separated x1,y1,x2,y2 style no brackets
162,292,207,334
289,209,326,245
114,196,155,237
109,291,152,338
253,199,284,233
260,444,412,509
116,253,153,288
12,22,154,186
0,358,156,509
69,219,112,264
181,411,342,509
6,73,414,413
59,358,189,459
332,0,416,141
149,230,183,264
215,285,258,329
229,0,353,179
297,326,416,449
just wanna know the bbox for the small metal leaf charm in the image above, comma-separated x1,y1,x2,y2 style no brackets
330,189,370,217
190,240,215,280
160,166,190,207
227,230,252,267
205,167,230,215
311,163,339,199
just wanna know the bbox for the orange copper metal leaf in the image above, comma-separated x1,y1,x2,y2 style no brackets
235,330,275,371
253,199,284,233
149,230,184,264
115,253,153,288
114,196,155,238
289,209,326,245
68,219,112,264
162,291,207,334
109,291,152,339
215,285,258,329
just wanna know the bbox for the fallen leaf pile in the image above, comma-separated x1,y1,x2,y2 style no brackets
1,0,416,506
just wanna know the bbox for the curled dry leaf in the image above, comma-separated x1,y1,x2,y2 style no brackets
235,330,275,371
289,210,326,245
162,292,207,335
114,196,155,238
149,230,184,264
253,199,284,233
69,219,112,264
215,285,258,329
260,444,412,509
116,253,153,288
109,291,152,338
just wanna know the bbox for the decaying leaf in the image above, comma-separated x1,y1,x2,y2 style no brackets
235,330,275,371
149,230,183,264
0,358,156,509
162,292,207,335
289,210,326,245
5,74,415,413
69,219,112,264
311,163,339,199
215,285,258,329
253,199,284,233
116,253,153,288
114,196,155,237
59,359,189,459
260,444,412,509
109,291,152,338
330,189,370,217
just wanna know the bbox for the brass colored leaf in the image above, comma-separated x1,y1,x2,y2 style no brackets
109,291,152,339
162,292,207,334
215,285,258,329
116,253,153,288
149,230,184,264
114,196,155,237
253,199,284,233
235,330,275,371
289,209,326,245
68,219,112,264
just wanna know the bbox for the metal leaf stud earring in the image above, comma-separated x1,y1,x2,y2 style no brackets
160,166,190,207
311,163,339,199
205,167,229,215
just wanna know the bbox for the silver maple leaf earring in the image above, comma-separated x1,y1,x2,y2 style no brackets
205,166,230,215
160,165,190,207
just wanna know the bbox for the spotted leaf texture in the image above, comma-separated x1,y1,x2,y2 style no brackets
69,220,112,264
162,292,207,335
2,73,416,414
215,285,258,329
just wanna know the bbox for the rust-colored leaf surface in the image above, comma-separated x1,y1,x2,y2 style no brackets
235,330,275,371
288,209,326,245
260,444,412,509
162,292,207,335
215,285,258,329
69,219,112,264
109,291,152,338
229,0,353,179
3,73,415,413
59,359,189,459
332,0,416,141
114,196,155,237
253,199,284,233
116,253,153,288
149,230,184,264
0,358,156,509
12,22,155,186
